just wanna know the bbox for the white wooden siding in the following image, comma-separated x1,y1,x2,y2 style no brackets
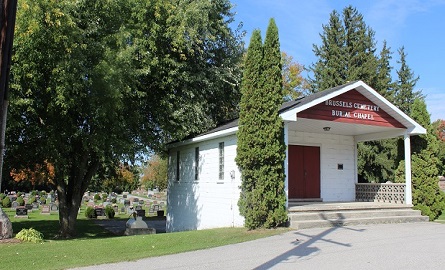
167,134,243,232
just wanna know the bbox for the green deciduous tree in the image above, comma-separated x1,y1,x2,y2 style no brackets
236,19,287,229
141,155,168,191
8,0,243,238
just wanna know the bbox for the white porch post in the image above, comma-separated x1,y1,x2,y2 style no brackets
404,133,412,205
284,122,289,208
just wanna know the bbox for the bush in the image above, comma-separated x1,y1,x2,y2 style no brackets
16,196,25,206
28,196,36,204
39,196,47,205
102,194,108,201
0,193,5,201
30,190,38,196
93,193,101,202
2,196,11,207
85,206,96,218
17,191,23,197
111,198,117,204
105,205,115,219
15,228,44,243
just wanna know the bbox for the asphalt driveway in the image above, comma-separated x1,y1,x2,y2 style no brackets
73,222,445,270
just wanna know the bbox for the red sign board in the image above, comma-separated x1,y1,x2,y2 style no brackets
297,90,405,128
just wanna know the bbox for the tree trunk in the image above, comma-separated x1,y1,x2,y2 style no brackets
56,151,99,238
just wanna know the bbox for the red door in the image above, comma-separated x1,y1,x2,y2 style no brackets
288,145,320,199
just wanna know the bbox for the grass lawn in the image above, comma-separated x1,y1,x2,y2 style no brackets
0,207,288,270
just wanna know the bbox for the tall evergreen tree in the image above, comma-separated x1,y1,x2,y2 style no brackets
405,99,444,220
374,40,394,100
236,19,287,229
308,6,378,92
393,47,422,115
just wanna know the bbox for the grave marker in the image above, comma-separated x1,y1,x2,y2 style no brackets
11,201,19,209
15,207,28,218
41,205,50,215
50,204,59,212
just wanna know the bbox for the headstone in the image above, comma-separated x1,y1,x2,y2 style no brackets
124,200,130,207
135,205,142,211
15,207,28,218
11,201,19,209
32,202,39,209
153,204,159,211
95,208,104,217
136,209,145,217
87,201,95,207
50,204,58,212
148,206,155,214
113,205,119,214
123,194,127,199
41,205,50,215
0,208,13,239
25,204,33,211
139,200,144,205
133,198,139,203
120,206,125,214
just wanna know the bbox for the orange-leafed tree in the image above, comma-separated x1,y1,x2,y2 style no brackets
141,155,168,190
10,161,55,189
281,51,306,101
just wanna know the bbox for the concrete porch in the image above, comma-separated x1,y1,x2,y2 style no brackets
288,201,429,230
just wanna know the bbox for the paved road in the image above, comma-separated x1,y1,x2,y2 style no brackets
73,222,445,270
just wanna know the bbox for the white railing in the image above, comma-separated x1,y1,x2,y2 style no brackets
355,183,405,204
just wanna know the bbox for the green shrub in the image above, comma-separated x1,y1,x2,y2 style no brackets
111,198,117,204
2,196,11,207
105,205,115,219
30,190,38,196
85,206,96,218
102,194,108,201
28,196,36,204
16,196,25,206
15,228,44,243
0,193,5,201
93,193,101,202
39,196,47,205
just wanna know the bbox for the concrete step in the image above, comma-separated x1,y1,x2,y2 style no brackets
289,209,424,221
290,215,429,230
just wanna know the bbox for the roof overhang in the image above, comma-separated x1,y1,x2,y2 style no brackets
168,81,426,148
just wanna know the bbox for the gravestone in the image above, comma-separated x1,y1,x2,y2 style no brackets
25,204,33,211
124,200,130,207
136,209,145,217
135,205,142,211
41,205,50,215
95,208,104,218
133,198,139,203
32,202,39,210
113,205,119,214
0,208,13,239
50,204,58,212
15,207,28,218
153,205,159,211
120,206,125,214
123,194,127,199
11,201,19,209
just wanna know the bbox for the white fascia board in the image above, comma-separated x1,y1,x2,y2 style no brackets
167,126,238,149
280,82,360,121
354,82,426,135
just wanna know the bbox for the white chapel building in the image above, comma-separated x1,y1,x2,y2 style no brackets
166,81,426,232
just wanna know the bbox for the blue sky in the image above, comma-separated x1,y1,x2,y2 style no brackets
231,0,445,122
